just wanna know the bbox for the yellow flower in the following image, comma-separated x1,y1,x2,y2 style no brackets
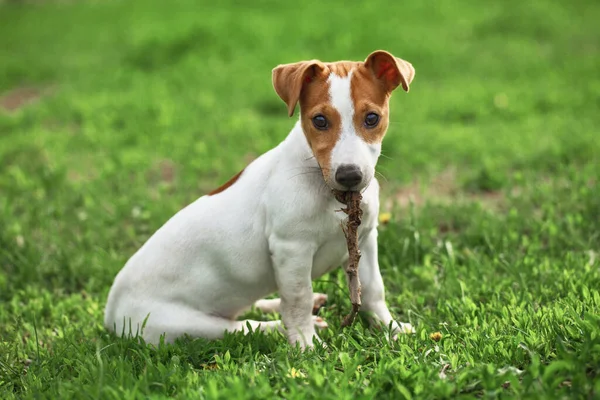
286,367,306,379
379,212,392,225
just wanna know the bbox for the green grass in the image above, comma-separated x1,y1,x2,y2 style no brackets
1,0,599,398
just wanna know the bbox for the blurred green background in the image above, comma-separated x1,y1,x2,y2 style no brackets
1,0,599,398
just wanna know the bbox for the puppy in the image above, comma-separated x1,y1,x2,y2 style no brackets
104,50,415,348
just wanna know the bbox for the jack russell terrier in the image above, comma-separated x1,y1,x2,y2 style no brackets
104,50,416,349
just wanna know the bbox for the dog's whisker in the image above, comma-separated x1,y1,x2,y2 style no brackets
287,171,323,181
375,171,388,182
361,181,372,194
285,166,323,173
319,182,330,195
288,170,322,177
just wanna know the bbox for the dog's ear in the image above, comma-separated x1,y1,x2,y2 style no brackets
272,60,326,117
364,50,415,93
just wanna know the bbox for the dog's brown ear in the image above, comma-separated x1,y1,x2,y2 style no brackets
364,50,415,93
272,60,326,117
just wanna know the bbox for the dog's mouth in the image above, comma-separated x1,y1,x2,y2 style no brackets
328,182,370,193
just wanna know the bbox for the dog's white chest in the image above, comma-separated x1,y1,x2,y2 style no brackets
311,234,348,278
309,199,376,279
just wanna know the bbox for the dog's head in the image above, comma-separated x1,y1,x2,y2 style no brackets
272,50,415,192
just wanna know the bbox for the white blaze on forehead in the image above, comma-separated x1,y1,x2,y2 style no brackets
328,72,355,136
327,71,382,190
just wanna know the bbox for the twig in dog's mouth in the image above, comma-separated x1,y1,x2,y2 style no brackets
332,189,363,328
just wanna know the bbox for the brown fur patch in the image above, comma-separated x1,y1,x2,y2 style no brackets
350,65,391,144
298,71,339,178
364,50,415,93
324,61,360,78
208,169,244,195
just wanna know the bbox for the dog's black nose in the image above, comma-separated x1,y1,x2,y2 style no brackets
335,164,363,188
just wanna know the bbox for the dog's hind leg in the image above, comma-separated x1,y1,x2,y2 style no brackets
137,305,327,345
254,293,328,314
137,305,280,345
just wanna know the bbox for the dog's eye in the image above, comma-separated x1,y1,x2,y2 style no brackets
312,115,328,130
364,113,380,128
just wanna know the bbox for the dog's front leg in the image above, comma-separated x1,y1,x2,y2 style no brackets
270,238,317,349
359,229,415,336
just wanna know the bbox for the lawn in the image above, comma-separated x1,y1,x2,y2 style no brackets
1,0,599,398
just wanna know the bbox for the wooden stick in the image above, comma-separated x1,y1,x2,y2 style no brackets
332,190,363,328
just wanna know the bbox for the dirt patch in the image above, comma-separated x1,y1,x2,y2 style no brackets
157,159,176,184
67,167,99,184
384,168,510,211
385,168,458,209
0,86,54,112
145,159,177,185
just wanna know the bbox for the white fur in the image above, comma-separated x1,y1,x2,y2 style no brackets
327,73,381,191
328,72,355,124
104,76,414,349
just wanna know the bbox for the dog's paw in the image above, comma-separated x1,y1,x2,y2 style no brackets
391,322,415,340
287,319,328,350
312,316,328,330
398,322,415,334
312,293,328,314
